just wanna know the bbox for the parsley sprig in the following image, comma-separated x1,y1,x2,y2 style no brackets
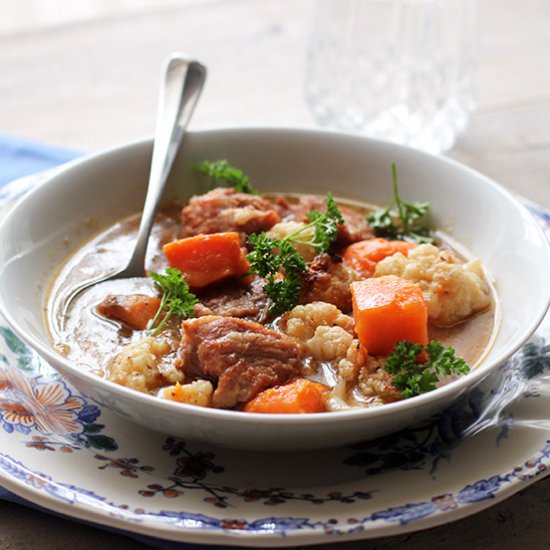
147,268,198,335
384,340,469,398
194,159,258,195
247,234,307,316
307,193,345,251
247,193,344,315
367,163,433,244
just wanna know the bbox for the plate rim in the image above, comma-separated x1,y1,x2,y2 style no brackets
0,443,548,547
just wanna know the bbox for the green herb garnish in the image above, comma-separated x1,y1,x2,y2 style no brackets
194,159,258,194
147,267,198,335
384,340,469,398
247,193,344,315
247,234,307,316
367,163,433,244
306,193,345,252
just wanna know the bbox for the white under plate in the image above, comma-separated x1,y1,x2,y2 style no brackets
0,175,549,547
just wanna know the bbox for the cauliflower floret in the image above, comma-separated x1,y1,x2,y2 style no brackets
283,301,353,341
337,339,368,382
108,337,179,393
162,380,213,407
267,221,317,261
374,243,491,326
357,362,403,403
329,352,387,409
306,325,354,361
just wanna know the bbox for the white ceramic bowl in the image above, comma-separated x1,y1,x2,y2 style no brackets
1,128,549,451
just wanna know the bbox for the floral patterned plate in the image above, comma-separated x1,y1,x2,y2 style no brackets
0,177,549,547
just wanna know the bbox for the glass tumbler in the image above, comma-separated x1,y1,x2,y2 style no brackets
305,0,478,154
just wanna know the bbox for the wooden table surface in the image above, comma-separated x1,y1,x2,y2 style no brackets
0,0,549,548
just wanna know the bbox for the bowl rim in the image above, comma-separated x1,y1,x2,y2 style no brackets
1,125,550,426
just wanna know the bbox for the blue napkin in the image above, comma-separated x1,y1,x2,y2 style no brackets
0,133,81,186
0,134,292,550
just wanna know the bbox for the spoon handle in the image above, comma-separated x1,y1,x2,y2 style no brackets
55,55,206,334
124,55,207,276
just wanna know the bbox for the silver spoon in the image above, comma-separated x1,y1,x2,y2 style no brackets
58,54,206,330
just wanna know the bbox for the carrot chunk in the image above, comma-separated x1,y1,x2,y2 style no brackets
343,238,416,278
351,275,428,356
243,378,328,414
163,232,249,288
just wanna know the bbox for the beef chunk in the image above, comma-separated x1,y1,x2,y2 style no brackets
195,276,271,323
337,205,375,244
279,194,374,245
177,316,301,408
300,254,360,313
96,294,161,330
181,187,280,238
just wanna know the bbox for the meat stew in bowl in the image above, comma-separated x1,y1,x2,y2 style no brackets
48,161,497,414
